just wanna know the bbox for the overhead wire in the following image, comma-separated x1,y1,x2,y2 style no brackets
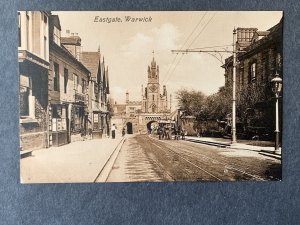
163,12,217,84
162,12,208,84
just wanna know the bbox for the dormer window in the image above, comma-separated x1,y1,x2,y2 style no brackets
53,26,61,45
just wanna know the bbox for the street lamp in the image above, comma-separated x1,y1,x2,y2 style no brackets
271,72,282,153
231,28,237,144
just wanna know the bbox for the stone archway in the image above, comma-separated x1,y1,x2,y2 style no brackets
146,121,158,133
127,122,133,134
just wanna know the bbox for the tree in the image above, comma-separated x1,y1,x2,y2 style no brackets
176,89,206,116
200,86,232,121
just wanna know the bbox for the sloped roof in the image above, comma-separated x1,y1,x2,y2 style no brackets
50,15,61,30
61,36,81,45
80,52,101,79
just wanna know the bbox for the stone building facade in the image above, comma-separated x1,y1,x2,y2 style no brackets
19,12,112,151
112,56,171,134
80,50,111,138
142,57,169,113
223,18,283,138
48,15,90,146
19,11,50,150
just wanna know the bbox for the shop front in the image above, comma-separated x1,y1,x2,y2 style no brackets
92,111,103,139
71,104,87,138
51,104,68,147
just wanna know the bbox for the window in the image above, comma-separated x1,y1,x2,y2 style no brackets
53,27,61,45
73,74,78,91
20,75,35,118
82,79,86,93
152,105,156,113
152,95,154,101
250,62,256,81
18,12,21,47
129,107,135,113
239,70,243,90
44,36,47,59
64,68,68,93
54,63,59,91
43,14,47,59
26,12,29,49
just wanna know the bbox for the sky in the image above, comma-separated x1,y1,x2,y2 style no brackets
56,11,282,107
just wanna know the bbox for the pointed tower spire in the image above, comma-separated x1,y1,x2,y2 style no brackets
106,66,110,94
103,63,106,89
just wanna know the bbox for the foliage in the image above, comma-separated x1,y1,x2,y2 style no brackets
176,89,206,116
176,83,268,124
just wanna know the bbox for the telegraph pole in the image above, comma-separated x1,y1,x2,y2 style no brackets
171,28,239,144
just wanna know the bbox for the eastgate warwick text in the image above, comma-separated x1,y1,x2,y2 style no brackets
94,16,152,23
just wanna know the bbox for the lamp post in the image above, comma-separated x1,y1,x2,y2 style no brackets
231,28,237,144
271,72,282,154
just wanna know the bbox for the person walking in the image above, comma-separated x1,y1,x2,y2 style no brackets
174,126,179,140
168,126,172,140
158,127,162,140
122,127,126,137
181,128,185,140
111,124,117,139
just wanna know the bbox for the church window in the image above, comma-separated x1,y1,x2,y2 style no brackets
152,105,156,113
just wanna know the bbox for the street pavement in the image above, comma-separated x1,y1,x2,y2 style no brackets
107,134,282,182
20,133,282,183
184,136,281,160
20,136,123,183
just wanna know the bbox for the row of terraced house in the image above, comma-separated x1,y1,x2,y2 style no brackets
19,11,111,151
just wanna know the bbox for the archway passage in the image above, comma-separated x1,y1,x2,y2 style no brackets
127,122,133,134
147,121,158,133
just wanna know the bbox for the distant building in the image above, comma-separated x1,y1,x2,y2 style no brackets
19,11,50,150
223,18,283,137
80,49,111,138
142,57,169,113
112,56,171,134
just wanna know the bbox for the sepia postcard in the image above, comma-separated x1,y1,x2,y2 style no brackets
19,11,283,183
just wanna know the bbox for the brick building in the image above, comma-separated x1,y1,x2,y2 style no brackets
80,50,111,138
48,15,90,146
18,11,50,150
223,18,283,138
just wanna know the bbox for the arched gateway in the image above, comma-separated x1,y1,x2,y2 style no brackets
146,121,158,133
126,122,133,134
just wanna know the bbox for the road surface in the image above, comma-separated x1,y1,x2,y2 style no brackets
107,134,281,182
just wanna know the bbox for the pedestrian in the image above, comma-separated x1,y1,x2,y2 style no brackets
158,127,162,140
80,127,86,141
181,129,185,140
111,123,117,139
162,126,166,140
174,127,179,140
88,128,93,140
168,126,172,140
122,127,126,137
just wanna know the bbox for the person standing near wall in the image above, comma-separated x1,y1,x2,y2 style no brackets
111,124,117,139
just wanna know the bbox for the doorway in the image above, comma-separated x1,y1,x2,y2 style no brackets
127,122,133,134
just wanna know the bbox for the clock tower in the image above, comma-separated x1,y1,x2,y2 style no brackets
142,55,169,114
146,57,160,113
